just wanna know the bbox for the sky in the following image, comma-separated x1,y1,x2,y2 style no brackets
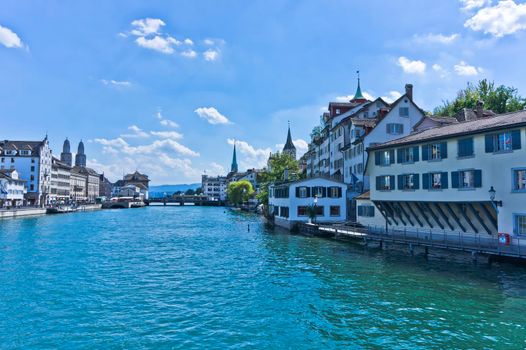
1,0,526,184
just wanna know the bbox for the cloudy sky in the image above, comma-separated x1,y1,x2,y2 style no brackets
1,0,525,184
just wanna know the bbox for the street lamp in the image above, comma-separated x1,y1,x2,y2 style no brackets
489,186,503,209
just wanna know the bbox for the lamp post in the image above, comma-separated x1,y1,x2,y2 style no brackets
489,186,503,212
313,195,318,224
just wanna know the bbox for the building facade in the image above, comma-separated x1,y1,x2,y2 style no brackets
50,157,71,203
363,110,526,237
123,171,150,199
70,169,87,202
202,175,227,201
0,170,27,207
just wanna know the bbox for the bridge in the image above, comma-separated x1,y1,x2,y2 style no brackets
146,195,224,206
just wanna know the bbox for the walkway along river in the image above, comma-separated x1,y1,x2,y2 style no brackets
0,206,525,348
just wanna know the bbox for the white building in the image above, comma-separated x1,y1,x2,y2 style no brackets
268,177,347,229
50,157,71,203
0,169,27,207
363,109,526,237
202,175,227,201
0,137,52,206
72,166,100,202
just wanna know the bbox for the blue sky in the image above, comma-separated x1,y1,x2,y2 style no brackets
1,0,526,184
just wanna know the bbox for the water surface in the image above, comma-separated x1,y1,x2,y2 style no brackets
1,207,525,349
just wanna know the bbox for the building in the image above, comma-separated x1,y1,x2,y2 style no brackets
362,109,526,237
70,169,87,202
268,176,347,229
71,166,99,202
202,174,227,201
0,137,52,205
99,174,113,198
0,169,27,207
123,171,150,199
282,124,297,160
111,180,125,198
75,140,87,167
50,157,71,203
60,138,73,166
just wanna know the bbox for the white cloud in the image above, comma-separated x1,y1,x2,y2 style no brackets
381,91,403,103
181,50,197,58
432,64,450,78
101,79,132,87
207,162,225,176
460,0,491,11
413,33,460,44
131,18,165,36
335,91,375,102
135,35,179,54
227,139,272,169
203,38,215,45
203,49,219,61
397,56,426,75
194,107,231,125
94,137,199,157
150,131,183,140
0,24,25,49
184,38,193,45
454,61,483,76
156,111,179,128
464,0,526,37
121,125,149,138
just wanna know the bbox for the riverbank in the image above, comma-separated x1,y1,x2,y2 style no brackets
0,207,47,219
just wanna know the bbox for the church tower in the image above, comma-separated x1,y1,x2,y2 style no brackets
230,142,238,173
60,138,72,166
350,70,368,104
75,140,86,167
282,123,297,160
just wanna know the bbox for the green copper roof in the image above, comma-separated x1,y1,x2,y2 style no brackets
230,143,238,173
354,78,364,100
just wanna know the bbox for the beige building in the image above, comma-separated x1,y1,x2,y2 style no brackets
70,169,87,202
50,157,71,203
72,166,100,202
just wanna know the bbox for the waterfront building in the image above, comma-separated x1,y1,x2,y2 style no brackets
99,174,114,198
70,169,87,202
268,176,347,229
362,109,526,237
60,138,73,166
74,140,87,167
202,174,227,201
237,168,262,192
72,166,100,201
0,137,52,205
117,184,145,199
111,180,125,198
123,171,150,199
282,124,297,160
0,169,27,207
50,157,71,203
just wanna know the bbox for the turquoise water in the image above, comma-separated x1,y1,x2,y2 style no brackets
1,207,525,349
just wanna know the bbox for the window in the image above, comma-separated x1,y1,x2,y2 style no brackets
358,205,375,217
458,138,474,158
1,158,3,163
31,166,35,172
397,147,419,164
312,186,326,198
296,186,310,198
20,150,30,156
423,172,448,190
460,170,474,189
399,107,409,117
30,184,34,191
513,169,526,191
451,170,482,189
386,123,404,135
273,206,279,216
297,206,307,216
335,108,340,114
422,142,447,161
314,206,324,216
279,207,289,218
486,130,521,153
430,144,441,160
376,175,394,191
31,158,35,163
30,175,34,181
11,158,14,163
328,187,341,198
376,150,394,166
515,215,526,235
330,206,340,216
398,174,419,190
274,187,289,198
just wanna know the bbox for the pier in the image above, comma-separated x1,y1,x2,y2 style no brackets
299,223,526,262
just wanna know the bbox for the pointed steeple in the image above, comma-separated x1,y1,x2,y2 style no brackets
230,141,238,173
282,122,297,160
353,70,365,100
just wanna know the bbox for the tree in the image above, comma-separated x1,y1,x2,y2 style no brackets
257,152,302,205
227,180,254,206
195,187,203,195
434,79,526,116
185,189,196,196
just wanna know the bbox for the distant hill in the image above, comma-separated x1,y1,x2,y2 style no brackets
149,183,201,196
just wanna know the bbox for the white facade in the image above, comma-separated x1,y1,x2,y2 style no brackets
365,111,526,237
202,175,227,201
0,170,27,207
50,158,71,202
268,177,347,229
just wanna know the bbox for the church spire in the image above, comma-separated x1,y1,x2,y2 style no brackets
230,141,238,173
282,122,297,160
353,70,364,100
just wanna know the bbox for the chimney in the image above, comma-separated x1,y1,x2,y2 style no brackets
283,168,289,181
476,100,484,118
405,84,413,101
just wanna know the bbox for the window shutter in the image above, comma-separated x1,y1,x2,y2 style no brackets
322,187,327,197
413,174,420,189
400,124,404,134
485,134,494,153
390,175,395,190
440,142,448,159
466,138,474,156
474,170,482,188
369,206,375,217
337,187,342,198
451,171,459,188
397,149,402,164
295,187,300,197
422,145,429,161
375,151,380,165
398,175,403,189
306,187,311,197
358,206,363,216
422,173,430,190
376,177,381,191
413,146,419,162
441,172,448,189
512,130,521,150
457,139,465,157
389,150,395,164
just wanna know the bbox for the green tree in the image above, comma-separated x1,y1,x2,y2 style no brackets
195,187,203,195
227,180,254,206
434,79,526,116
257,152,302,205
185,189,196,196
